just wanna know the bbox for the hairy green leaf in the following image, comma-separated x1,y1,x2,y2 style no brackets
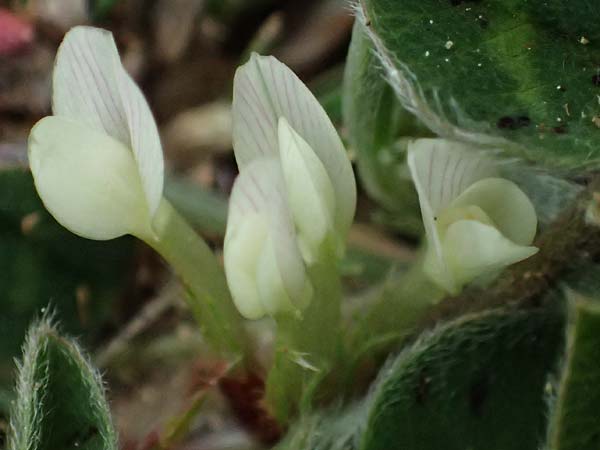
7,316,117,450
0,169,133,398
355,0,600,170
545,293,600,450
343,21,424,232
360,306,564,450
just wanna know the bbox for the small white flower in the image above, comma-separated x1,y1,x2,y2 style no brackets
28,26,164,241
224,54,356,319
408,138,538,294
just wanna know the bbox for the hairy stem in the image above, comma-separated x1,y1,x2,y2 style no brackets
266,249,342,424
144,199,249,359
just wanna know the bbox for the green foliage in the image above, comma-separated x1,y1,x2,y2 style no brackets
355,0,600,170
7,316,117,450
0,169,133,398
164,177,228,236
275,403,364,450
277,305,566,450
360,306,564,450
343,22,424,233
89,0,120,21
545,293,600,450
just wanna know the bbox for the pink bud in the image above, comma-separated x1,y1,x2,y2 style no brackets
0,9,34,56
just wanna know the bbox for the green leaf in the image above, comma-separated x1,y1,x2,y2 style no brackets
356,0,600,170
0,169,133,396
360,306,564,450
164,177,228,236
275,403,365,450
545,293,600,450
343,21,424,230
90,0,120,21
7,316,117,450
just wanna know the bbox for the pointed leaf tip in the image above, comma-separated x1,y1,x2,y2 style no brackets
8,316,118,450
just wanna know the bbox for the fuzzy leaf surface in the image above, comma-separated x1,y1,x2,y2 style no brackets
360,306,564,450
8,318,117,450
357,0,600,169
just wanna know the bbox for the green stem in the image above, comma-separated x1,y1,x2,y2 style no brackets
343,258,443,393
143,199,247,358
265,250,342,423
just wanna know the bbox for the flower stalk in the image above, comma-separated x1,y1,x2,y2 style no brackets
145,199,248,357
265,244,342,422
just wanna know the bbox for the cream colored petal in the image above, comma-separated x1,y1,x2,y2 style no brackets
224,158,310,319
256,234,311,317
442,220,538,291
407,138,497,215
52,26,164,216
448,177,537,246
278,117,336,262
408,138,496,290
28,116,152,240
223,214,269,320
232,53,356,235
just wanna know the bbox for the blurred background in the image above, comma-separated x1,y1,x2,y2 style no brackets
0,1,412,448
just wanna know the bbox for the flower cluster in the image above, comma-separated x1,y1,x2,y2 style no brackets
28,25,538,324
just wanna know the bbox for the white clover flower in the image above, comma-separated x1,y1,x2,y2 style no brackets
224,54,356,319
408,138,538,294
28,26,163,241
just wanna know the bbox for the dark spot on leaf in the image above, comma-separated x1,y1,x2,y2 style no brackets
415,370,431,405
553,125,568,134
477,15,489,29
517,116,531,127
593,75,600,86
469,374,489,417
66,426,99,447
450,0,482,5
498,115,532,130
497,116,516,129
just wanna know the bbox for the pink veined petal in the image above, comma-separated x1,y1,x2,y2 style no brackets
232,53,356,236
52,26,164,216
